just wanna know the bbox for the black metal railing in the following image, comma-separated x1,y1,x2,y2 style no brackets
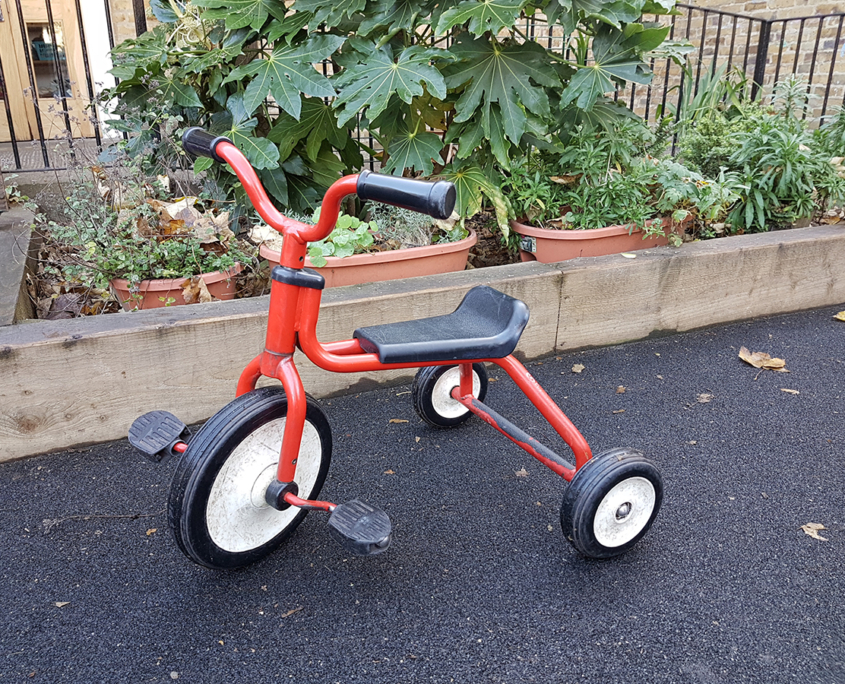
2,2,845,174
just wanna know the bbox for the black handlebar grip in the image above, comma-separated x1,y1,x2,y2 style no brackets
182,127,233,163
356,171,456,221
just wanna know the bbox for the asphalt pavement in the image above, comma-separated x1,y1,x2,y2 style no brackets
1,304,844,683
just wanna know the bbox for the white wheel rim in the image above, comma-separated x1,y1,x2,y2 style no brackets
431,367,481,419
592,476,656,548
206,418,322,553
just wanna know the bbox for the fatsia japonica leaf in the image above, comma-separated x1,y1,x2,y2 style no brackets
436,162,511,235
444,36,559,146
560,24,666,110
223,34,343,119
545,0,644,33
154,71,203,107
193,0,287,30
334,46,447,126
266,11,312,44
436,0,526,37
383,125,443,175
293,0,367,28
359,0,420,36
217,94,281,169
268,97,350,160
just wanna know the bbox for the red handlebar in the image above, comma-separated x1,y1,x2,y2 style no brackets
215,141,358,246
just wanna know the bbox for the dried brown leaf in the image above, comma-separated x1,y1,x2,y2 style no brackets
834,311,845,322
389,418,408,424
146,528,157,536
616,386,626,394
612,409,626,414
54,602,70,608
571,364,585,374
181,276,213,305
738,346,789,372
697,393,714,403
384,469,396,475
515,467,529,478
801,523,828,541
780,389,800,395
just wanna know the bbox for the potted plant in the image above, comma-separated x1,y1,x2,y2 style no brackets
254,203,477,288
506,124,740,262
33,162,254,313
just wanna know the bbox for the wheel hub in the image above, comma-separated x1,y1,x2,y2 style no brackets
615,502,632,521
593,476,656,548
250,464,278,508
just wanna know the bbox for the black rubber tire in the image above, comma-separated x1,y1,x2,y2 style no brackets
168,387,332,570
411,363,489,428
560,448,663,559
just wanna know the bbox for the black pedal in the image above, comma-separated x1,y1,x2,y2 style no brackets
128,411,190,462
327,500,392,556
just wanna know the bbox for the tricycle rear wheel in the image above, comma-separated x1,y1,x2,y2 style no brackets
412,363,488,428
560,448,663,559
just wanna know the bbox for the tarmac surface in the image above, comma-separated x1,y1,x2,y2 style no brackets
1,304,844,683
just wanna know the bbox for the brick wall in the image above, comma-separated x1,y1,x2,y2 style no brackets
109,0,156,46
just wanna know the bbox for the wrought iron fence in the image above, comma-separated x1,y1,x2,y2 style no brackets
2,1,845,174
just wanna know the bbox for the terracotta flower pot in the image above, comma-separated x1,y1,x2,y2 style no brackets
511,218,675,263
110,264,242,311
259,230,477,288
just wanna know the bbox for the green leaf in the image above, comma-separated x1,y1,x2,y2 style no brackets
266,11,312,43
437,162,510,235
156,73,203,107
223,34,343,118
436,0,526,36
560,24,664,111
383,127,443,175
310,143,346,188
230,132,280,169
334,45,447,126
292,0,367,28
444,36,558,145
177,46,242,75
359,0,420,36
259,167,289,205
150,0,183,22
193,0,287,30
194,157,215,174
268,97,349,160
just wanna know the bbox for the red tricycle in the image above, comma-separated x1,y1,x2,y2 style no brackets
128,127,664,570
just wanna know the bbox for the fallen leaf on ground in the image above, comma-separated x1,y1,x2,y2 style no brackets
612,409,626,414
415,437,420,443
781,389,800,395
616,386,626,394
801,523,829,541
738,346,789,372
146,528,157,536
697,393,714,403
389,419,408,424
54,602,70,608
383,470,395,475
833,311,845,321
571,364,585,374
281,606,303,618
515,467,529,478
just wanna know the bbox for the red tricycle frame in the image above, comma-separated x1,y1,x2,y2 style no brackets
215,141,593,491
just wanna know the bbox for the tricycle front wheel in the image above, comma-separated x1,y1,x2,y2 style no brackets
560,448,663,559
168,387,332,570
